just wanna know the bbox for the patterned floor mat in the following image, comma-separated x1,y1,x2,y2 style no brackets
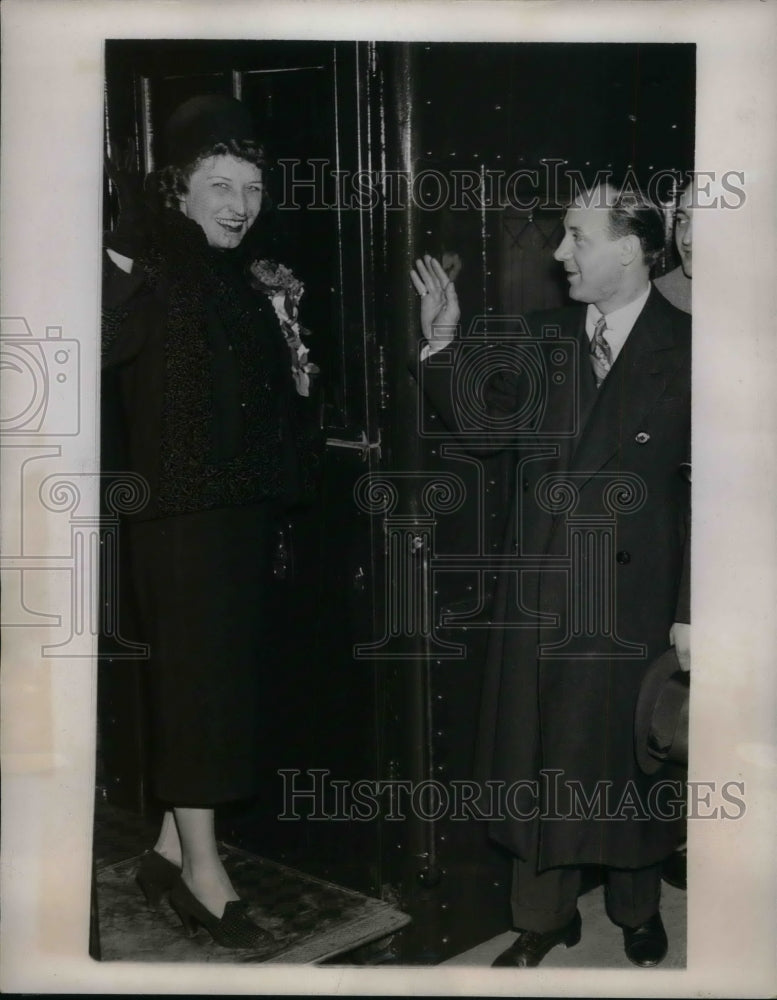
96,844,410,964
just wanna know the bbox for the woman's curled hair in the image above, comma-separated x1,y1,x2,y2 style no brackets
157,138,268,210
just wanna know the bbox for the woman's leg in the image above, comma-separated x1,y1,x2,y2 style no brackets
173,806,239,917
153,810,182,866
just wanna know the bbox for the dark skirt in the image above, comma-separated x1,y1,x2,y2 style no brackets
128,503,278,806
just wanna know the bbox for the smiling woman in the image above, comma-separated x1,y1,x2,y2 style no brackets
101,94,321,949
178,156,264,249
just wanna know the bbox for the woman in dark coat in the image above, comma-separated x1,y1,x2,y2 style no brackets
102,96,319,947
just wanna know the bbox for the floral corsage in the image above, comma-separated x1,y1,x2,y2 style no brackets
249,259,320,397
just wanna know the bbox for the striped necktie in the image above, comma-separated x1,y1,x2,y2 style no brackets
590,315,612,387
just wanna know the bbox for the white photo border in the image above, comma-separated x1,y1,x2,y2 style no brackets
1,0,776,995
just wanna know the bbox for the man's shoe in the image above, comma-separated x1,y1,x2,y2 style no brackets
662,846,687,890
492,910,581,967
622,912,668,967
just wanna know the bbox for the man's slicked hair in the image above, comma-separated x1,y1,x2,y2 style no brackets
600,182,666,268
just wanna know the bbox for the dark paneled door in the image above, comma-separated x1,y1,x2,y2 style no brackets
100,40,390,891
100,39,514,963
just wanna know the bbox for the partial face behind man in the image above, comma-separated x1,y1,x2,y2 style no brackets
554,186,645,314
674,183,693,278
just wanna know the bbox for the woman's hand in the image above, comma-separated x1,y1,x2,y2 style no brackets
410,254,460,348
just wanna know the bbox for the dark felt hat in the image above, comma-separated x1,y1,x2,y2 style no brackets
634,647,690,775
163,94,257,168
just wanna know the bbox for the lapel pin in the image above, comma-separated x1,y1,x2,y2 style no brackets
635,432,650,444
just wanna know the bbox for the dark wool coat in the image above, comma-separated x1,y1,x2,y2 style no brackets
100,209,323,804
423,287,690,871
102,208,322,521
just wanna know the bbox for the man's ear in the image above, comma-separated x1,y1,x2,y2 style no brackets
619,234,641,267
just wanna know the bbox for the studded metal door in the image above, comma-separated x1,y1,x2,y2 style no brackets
99,40,390,895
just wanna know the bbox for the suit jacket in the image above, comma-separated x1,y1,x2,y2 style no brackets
421,286,690,869
654,264,692,315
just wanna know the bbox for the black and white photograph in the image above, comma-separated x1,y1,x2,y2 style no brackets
1,1,776,995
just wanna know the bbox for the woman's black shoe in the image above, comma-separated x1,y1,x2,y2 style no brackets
622,912,668,967
169,877,274,949
135,850,181,910
492,910,581,967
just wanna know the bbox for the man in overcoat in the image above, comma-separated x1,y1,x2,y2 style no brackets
412,182,690,967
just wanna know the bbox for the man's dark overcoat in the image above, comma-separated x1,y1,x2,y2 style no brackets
423,286,690,872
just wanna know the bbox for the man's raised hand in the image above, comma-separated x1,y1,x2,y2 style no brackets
411,254,460,348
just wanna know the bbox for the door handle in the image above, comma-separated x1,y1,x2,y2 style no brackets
325,429,381,462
